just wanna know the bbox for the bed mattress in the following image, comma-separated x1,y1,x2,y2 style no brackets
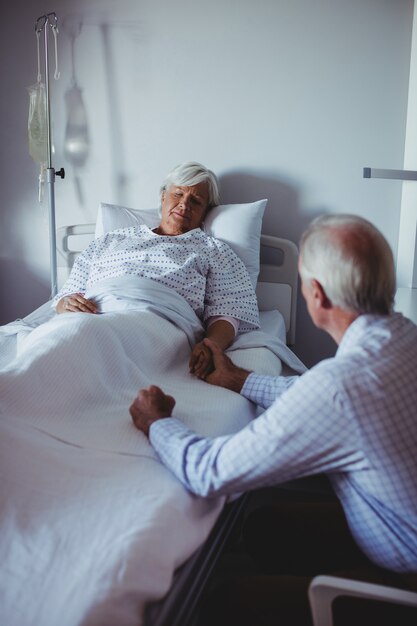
0,277,305,626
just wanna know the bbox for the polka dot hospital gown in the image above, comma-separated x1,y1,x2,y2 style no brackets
54,226,259,332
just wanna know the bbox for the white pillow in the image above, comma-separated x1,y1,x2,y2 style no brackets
95,203,160,236
95,199,267,287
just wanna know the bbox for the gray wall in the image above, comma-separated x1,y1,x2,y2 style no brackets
0,0,413,367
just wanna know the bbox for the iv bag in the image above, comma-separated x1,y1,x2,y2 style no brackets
27,82,48,166
64,84,89,167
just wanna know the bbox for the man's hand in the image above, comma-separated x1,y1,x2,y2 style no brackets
129,385,175,436
203,339,251,393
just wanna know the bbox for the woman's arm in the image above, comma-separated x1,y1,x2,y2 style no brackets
52,236,100,310
189,319,236,379
203,239,259,333
206,318,236,349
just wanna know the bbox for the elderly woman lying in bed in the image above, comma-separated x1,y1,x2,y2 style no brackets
53,161,259,378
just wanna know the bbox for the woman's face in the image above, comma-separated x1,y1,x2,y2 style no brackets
158,181,210,235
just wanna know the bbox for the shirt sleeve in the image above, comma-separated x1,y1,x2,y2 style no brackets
241,372,299,409
204,239,259,333
149,367,366,498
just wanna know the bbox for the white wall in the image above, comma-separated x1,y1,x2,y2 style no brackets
398,0,417,289
0,0,413,367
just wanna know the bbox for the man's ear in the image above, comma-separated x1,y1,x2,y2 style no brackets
311,279,332,310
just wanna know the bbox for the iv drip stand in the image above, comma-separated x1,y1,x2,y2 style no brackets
36,12,65,298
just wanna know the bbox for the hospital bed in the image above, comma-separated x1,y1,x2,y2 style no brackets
0,200,306,626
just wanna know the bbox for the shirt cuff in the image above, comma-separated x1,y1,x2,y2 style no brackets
240,372,278,408
241,372,292,408
241,372,256,397
207,316,239,336
149,417,201,486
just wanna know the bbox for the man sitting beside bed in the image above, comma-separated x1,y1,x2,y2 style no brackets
130,213,417,626
53,161,259,377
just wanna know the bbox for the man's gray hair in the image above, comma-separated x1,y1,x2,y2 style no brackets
299,214,396,315
160,161,220,208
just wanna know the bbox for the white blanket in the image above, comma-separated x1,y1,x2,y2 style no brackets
0,276,305,626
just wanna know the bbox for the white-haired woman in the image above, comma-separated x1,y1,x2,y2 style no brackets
54,162,259,378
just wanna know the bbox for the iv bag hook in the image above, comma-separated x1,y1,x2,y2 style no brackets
35,12,58,34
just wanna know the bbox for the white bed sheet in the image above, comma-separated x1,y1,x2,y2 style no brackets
0,277,305,626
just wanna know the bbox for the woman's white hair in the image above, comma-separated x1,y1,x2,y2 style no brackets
160,161,220,208
299,214,396,315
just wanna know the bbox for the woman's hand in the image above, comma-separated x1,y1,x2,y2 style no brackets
189,319,237,379
56,293,97,314
189,340,214,379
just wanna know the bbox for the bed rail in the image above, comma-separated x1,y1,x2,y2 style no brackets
258,234,298,345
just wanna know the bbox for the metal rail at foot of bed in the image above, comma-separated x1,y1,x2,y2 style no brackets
144,494,248,626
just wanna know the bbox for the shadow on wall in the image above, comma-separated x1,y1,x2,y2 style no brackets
60,15,138,208
0,259,50,326
219,170,309,242
99,21,131,205
218,170,337,368
62,16,90,208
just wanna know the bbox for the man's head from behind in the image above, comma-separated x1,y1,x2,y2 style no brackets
299,214,396,317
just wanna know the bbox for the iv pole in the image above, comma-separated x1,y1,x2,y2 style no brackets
35,12,65,298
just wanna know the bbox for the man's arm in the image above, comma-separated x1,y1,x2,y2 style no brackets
241,373,299,409
203,339,299,407
130,368,360,498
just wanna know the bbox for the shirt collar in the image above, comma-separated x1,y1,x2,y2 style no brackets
336,313,390,357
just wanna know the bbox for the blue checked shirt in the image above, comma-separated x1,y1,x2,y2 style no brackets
150,313,417,573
